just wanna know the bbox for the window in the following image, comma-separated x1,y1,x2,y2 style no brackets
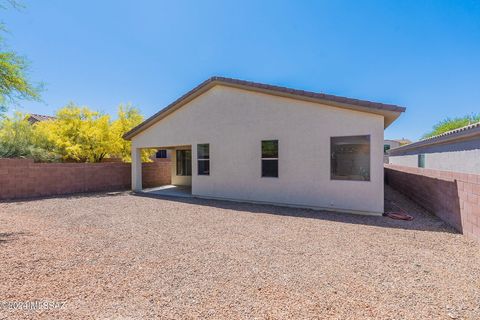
176,150,191,176
156,149,167,158
418,154,425,168
197,144,210,175
331,135,370,181
261,140,278,177
384,144,391,154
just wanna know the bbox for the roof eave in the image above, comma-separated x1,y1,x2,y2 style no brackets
123,77,405,140
389,124,480,155
123,78,217,140
212,80,405,129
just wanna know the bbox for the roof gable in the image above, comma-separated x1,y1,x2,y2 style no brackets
124,77,405,140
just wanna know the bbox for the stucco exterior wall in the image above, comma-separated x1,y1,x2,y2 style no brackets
131,85,385,214
389,136,480,174
389,154,418,167
425,150,480,173
390,150,480,174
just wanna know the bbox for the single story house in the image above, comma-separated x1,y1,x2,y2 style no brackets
384,139,401,152
384,138,411,154
124,77,405,215
383,138,411,163
389,121,480,174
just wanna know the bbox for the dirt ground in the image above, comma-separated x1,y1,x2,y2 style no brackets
0,186,479,319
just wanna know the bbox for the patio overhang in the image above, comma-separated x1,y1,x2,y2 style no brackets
131,145,192,192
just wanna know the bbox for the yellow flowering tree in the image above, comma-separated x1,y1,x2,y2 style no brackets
0,103,153,163
110,104,153,162
33,103,153,163
35,104,114,162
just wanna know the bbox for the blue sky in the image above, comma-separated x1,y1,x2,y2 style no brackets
3,0,480,140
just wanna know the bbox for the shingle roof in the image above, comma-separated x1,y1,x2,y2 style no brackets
124,76,406,140
421,121,480,142
389,121,480,154
28,114,56,123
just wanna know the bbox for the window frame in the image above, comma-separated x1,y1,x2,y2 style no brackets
384,144,391,154
197,143,210,176
156,149,167,159
330,135,371,182
261,140,279,178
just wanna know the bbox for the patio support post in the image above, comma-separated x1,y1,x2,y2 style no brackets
131,147,142,191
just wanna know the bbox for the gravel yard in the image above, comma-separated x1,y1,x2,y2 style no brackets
1,185,479,319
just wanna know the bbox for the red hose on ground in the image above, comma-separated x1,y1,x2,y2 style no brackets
383,200,414,221
383,212,414,221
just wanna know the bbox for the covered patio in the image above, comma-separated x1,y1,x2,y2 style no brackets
132,145,192,195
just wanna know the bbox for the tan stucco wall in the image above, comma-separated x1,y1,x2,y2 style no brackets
131,85,385,214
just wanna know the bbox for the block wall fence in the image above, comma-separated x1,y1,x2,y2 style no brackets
385,164,480,243
0,158,171,200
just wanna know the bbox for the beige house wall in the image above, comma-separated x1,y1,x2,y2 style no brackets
131,85,385,214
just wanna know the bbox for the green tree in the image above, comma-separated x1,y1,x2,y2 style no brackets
0,52,41,113
0,111,58,161
0,1,41,116
422,114,480,139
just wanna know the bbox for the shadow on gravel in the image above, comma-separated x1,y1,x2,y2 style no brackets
0,190,128,204
133,185,457,234
0,232,27,245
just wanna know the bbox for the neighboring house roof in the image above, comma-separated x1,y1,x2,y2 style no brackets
384,138,411,145
389,121,480,155
396,139,412,145
27,114,56,124
124,76,406,140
